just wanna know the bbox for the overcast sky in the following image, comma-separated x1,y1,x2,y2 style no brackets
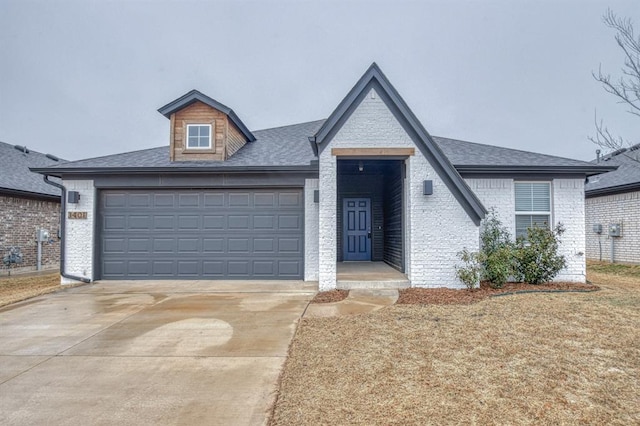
1,0,638,163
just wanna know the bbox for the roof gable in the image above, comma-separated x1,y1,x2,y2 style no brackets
311,62,487,225
158,89,256,142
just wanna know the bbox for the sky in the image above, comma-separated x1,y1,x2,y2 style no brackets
1,0,639,163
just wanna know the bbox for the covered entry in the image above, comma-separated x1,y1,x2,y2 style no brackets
337,159,405,272
96,188,304,279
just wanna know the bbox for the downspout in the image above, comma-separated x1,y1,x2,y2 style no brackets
43,176,91,283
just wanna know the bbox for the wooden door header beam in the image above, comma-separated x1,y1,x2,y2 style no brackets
331,148,415,157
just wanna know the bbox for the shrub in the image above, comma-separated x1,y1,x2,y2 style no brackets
514,223,567,284
455,249,483,291
480,209,514,288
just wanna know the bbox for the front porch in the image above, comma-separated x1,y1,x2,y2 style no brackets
337,261,409,289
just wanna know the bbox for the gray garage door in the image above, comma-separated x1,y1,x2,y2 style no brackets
98,188,304,279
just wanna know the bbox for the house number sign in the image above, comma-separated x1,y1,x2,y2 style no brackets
68,211,88,220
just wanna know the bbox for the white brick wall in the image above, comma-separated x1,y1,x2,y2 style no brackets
304,178,319,281
467,178,587,283
61,180,95,284
466,179,515,232
318,88,480,290
585,190,640,263
553,179,586,281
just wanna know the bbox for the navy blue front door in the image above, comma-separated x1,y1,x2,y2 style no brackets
343,198,371,261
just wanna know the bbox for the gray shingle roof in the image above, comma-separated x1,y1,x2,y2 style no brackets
434,136,604,169
0,141,65,198
38,120,324,171
585,145,640,195
33,119,609,176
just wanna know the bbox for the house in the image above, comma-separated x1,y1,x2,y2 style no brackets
32,63,613,289
585,145,640,263
0,141,64,274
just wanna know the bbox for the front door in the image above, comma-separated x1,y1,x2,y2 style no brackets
343,198,371,261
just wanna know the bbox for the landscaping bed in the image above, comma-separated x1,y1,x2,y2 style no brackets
310,289,349,303
397,281,599,305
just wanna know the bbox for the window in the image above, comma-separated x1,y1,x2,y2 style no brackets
515,182,551,239
186,124,212,149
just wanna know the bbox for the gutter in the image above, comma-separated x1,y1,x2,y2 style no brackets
585,182,640,198
31,164,319,178
42,176,91,283
454,165,617,176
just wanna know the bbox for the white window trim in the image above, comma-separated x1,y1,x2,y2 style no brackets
514,181,553,238
185,124,213,150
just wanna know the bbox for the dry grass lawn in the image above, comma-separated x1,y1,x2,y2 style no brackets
271,269,640,425
0,272,67,308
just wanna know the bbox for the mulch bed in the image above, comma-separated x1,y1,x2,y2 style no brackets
397,281,599,305
311,289,349,303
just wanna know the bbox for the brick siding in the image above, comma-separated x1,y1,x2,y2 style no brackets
0,194,60,274
585,190,640,263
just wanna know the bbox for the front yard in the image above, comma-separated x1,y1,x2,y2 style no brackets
271,265,640,425
0,272,63,308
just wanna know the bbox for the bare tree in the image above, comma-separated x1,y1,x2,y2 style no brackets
591,9,640,161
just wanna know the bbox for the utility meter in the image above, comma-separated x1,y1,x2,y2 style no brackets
609,224,621,237
36,229,50,242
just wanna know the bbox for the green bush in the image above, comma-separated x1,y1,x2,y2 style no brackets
455,249,483,291
514,224,567,284
480,209,514,288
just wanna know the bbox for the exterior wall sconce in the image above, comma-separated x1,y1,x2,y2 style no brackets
67,191,81,204
423,180,433,195
358,161,364,172
314,190,319,203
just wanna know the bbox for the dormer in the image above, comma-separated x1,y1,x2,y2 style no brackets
158,90,255,161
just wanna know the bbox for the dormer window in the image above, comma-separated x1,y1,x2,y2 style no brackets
186,124,212,149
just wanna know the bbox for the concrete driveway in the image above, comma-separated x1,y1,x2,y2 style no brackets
0,280,316,425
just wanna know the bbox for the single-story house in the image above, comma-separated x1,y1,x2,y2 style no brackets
0,141,64,274
585,145,640,263
33,63,613,289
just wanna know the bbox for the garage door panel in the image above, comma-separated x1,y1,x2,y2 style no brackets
278,192,301,207
99,189,303,279
203,193,224,207
178,215,200,230
179,193,200,207
278,261,301,276
155,216,177,230
203,238,225,253
278,215,301,230
152,260,175,276
203,215,225,229
154,193,175,207
153,238,175,253
104,193,126,208
104,216,126,230
129,194,151,207
228,261,250,276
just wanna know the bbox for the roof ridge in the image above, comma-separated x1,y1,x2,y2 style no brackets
252,119,327,133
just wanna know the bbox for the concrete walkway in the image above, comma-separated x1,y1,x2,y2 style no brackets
304,288,399,318
0,280,316,426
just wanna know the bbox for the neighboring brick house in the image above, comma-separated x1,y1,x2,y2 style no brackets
585,145,640,264
33,63,612,288
0,141,64,274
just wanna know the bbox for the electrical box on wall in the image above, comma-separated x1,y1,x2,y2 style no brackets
36,229,50,242
609,223,622,237
593,224,602,234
